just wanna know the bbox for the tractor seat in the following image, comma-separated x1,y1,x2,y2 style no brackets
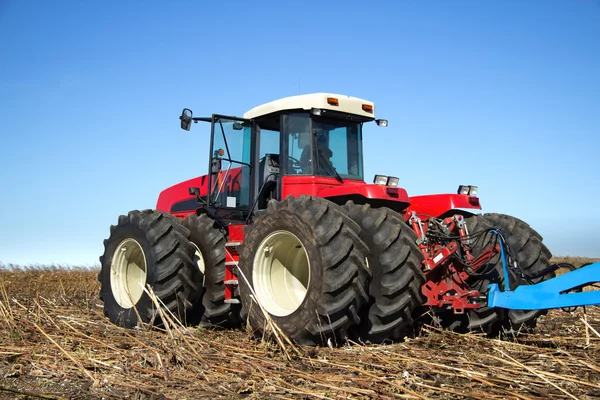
257,154,280,209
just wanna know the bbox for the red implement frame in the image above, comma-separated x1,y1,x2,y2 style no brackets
410,212,499,313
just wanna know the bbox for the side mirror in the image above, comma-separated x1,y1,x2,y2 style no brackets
180,108,193,131
233,121,244,130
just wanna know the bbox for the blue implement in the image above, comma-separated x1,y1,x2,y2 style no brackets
488,262,600,310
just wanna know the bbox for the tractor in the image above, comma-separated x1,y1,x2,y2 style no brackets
98,93,564,346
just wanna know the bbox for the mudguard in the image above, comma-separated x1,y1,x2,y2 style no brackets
405,194,482,219
156,175,208,214
156,166,245,215
281,176,411,211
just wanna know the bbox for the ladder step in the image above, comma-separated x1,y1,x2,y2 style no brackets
225,261,238,266
226,242,241,247
224,299,241,304
224,279,239,285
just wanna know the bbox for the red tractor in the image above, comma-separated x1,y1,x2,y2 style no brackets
98,93,555,345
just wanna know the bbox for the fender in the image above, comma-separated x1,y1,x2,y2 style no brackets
156,175,208,215
156,168,244,215
281,176,411,211
404,194,482,220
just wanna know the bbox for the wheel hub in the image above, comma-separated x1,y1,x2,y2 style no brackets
110,238,147,309
189,242,206,286
252,230,310,317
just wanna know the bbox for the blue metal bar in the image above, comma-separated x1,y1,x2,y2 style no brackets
488,262,600,310
491,229,511,292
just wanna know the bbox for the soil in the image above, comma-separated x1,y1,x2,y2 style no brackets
0,259,598,399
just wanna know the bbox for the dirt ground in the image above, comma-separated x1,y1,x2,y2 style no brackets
0,259,599,400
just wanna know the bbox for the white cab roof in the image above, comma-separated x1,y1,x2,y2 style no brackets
242,93,376,120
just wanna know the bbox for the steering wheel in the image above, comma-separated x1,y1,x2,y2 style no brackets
257,154,306,174
287,155,306,174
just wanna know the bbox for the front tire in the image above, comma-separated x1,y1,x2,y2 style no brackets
98,210,201,328
344,202,426,343
237,196,370,346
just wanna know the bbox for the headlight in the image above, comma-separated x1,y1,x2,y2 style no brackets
458,185,470,195
374,175,388,185
387,176,399,187
457,185,478,195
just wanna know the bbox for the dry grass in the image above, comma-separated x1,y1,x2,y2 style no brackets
0,259,598,399
550,257,600,268
551,257,600,277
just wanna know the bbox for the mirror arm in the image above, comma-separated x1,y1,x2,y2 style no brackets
192,117,212,123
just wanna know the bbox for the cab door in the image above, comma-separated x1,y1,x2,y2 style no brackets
208,115,254,213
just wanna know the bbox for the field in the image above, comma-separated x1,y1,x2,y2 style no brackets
0,258,599,400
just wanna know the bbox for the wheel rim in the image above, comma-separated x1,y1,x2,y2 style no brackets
253,230,310,317
190,242,206,286
110,238,147,309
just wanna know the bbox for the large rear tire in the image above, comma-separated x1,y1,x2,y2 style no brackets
344,202,426,343
482,213,554,331
183,213,241,328
237,196,370,346
98,210,202,328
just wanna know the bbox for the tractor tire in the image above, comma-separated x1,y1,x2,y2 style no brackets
98,210,202,328
435,214,506,335
344,201,426,344
237,196,370,346
183,213,240,328
482,213,554,331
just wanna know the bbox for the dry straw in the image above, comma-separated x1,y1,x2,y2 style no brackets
0,264,598,399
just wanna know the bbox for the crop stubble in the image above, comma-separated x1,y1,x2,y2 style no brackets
0,258,598,399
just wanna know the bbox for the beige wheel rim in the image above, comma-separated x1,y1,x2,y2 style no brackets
253,230,310,317
110,238,147,309
190,241,206,286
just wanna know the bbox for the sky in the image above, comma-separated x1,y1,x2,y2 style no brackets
0,0,599,266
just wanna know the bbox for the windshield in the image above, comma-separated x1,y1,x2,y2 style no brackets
311,115,363,180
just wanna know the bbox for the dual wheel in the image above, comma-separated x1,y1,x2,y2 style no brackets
98,210,202,328
236,196,426,346
98,210,239,329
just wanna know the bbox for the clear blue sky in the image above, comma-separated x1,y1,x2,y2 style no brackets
1,0,599,266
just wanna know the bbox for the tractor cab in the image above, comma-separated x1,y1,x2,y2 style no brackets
174,93,403,224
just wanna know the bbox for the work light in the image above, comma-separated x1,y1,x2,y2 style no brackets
387,176,399,187
374,175,388,185
457,185,478,195
458,185,470,195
